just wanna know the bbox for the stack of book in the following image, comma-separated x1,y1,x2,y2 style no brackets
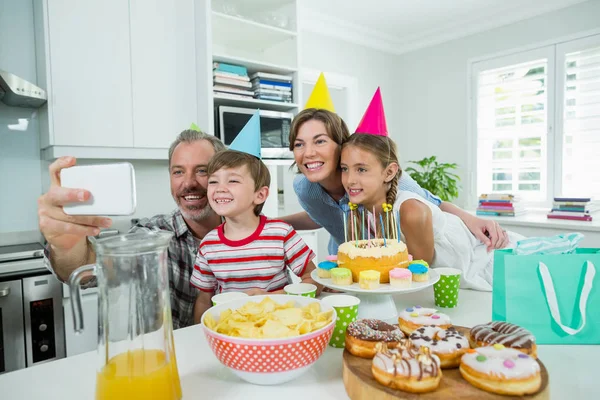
250,72,293,103
547,197,598,221
476,194,525,217
213,62,254,99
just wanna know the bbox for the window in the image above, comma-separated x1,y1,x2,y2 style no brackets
472,33,600,205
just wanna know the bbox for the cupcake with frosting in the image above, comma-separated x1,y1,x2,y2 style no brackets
408,260,429,282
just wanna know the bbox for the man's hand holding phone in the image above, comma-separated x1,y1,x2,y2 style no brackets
38,157,113,252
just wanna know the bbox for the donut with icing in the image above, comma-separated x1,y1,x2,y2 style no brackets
460,345,541,396
409,325,469,368
470,321,537,358
345,319,405,358
398,306,451,335
371,340,442,393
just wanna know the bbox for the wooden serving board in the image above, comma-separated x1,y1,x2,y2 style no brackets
342,326,549,400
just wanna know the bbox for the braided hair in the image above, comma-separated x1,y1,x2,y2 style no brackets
342,133,402,237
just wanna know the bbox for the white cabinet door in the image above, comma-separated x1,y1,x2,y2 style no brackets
63,292,98,357
46,0,133,147
130,0,197,149
298,230,319,262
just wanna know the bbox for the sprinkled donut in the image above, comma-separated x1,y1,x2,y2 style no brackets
460,345,541,396
371,341,442,393
345,319,405,358
398,305,452,335
470,321,537,358
410,325,469,368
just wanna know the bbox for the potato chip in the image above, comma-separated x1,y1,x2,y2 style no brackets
204,312,217,330
262,320,293,338
206,297,333,339
271,308,303,327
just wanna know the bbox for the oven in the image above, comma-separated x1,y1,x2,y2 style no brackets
0,243,65,374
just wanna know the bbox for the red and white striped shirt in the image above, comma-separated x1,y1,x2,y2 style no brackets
191,216,315,293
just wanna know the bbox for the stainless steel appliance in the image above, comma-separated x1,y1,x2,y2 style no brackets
0,243,65,374
216,106,294,159
0,69,47,108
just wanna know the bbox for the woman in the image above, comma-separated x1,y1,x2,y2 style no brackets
281,105,509,256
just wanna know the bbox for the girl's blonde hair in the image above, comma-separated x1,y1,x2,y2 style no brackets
342,134,401,206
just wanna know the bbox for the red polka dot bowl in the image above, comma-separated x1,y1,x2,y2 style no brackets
201,295,336,385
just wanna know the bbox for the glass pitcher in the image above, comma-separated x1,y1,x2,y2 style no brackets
69,230,182,400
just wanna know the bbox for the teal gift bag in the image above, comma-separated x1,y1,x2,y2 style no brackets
492,248,599,344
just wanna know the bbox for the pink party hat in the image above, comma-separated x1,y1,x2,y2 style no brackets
354,87,388,136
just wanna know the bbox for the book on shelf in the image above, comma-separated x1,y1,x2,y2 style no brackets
213,92,255,100
254,94,293,102
213,70,250,81
252,84,292,92
254,87,292,96
213,62,247,77
479,193,519,201
553,197,592,203
548,210,592,218
547,214,593,221
476,210,526,217
213,77,252,88
251,78,292,88
213,85,254,97
250,72,292,82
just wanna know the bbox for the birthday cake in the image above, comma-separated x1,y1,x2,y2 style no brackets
337,239,410,283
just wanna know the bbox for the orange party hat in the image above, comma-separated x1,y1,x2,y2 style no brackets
354,87,388,136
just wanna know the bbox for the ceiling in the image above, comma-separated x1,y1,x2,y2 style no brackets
300,0,591,54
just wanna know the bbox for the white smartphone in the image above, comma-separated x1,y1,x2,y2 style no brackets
60,163,137,216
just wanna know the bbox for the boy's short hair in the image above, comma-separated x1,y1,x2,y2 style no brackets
207,150,271,216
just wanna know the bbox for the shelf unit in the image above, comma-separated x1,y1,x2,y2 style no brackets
206,0,301,132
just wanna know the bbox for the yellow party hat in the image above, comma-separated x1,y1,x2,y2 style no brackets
303,72,336,112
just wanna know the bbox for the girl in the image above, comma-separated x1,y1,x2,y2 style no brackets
339,133,523,291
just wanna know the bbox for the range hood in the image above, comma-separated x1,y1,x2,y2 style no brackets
0,69,47,108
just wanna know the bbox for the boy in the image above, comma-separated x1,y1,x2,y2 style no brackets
191,150,320,323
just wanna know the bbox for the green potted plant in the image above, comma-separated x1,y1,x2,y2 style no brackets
404,156,460,201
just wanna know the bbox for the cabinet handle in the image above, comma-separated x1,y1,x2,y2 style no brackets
0,287,10,297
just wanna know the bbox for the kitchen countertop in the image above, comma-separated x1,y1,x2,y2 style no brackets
1,288,597,399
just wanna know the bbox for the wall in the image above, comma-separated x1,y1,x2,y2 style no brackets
0,0,43,244
301,30,398,134
391,0,600,208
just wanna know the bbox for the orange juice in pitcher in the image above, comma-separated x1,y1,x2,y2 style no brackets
68,231,182,400
96,349,181,400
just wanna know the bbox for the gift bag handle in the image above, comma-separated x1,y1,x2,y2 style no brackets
538,261,596,335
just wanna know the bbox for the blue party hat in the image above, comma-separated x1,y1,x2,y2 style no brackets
229,110,261,158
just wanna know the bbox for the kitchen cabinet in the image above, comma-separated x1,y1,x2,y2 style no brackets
129,0,198,149
34,0,199,159
38,0,133,148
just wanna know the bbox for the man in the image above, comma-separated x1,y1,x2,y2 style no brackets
38,129,225,329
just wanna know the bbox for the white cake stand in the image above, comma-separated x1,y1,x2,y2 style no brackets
311,269,439,324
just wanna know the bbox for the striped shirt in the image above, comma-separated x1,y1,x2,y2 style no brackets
293,173,442,255
191,216,315,293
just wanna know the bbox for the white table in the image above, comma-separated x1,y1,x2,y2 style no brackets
1,289,597,399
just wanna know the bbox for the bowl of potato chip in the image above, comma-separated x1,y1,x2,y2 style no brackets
201,295,336,385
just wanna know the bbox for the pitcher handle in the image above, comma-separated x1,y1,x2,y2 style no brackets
68,264,97,334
